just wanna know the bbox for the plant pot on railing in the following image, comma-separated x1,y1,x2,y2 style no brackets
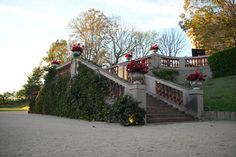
126,59,148,84
186,70,207,90
190,81,202,90
71,43,84,58
130,72,144,84
124,53,132,61
51,60,61,68
150,44,159,54
73,51,81,58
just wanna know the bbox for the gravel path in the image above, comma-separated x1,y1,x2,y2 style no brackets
0,111,236,157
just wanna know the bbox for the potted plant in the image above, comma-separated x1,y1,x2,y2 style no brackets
32,91,39,97
126,59,149,84
150,44,159,53
51,60,61,67
186,70,207,89
71,43,84,58
124,53,132,61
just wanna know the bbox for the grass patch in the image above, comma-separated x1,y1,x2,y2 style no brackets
203,75,236,112
0,101,29,111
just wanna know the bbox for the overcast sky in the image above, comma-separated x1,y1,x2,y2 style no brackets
0,0,191,93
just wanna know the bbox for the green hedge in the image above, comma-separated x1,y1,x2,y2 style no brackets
152,68,179,81
208,47,236,78
30,63,146,126
32,64,109,121
107,95,145,126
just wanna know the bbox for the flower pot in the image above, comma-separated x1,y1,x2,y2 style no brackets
51,64,59,68
151,49,158,54
190,81,202,90
131,72,144,84
126,56,132,61
73,51,81,58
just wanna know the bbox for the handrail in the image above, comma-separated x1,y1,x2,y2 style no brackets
145,74,203,118
79,59,131,87
105,54,210,71
145,74,185,106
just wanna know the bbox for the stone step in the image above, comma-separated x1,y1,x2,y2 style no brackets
146,107,180,113
147,117,194,123
146,113,187,118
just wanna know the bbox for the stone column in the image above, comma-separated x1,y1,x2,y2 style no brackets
127,84,147,110
70,58,77,77
186,90,204,119
179,58,185,68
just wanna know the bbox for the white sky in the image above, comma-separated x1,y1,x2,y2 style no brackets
0,0,192,93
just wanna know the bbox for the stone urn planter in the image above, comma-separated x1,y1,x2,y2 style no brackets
190,81,202,90
131,72,144,84
73,51,81,58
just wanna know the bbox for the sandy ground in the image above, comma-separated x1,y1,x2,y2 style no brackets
0,111,236,157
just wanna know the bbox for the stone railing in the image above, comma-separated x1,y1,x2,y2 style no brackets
105,56,152,82
58,57,205,118
145,74,203,118
158,55,209,68
77,59,147,108
56,62,71,77
105,54,211,83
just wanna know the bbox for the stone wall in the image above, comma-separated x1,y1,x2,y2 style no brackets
204,111,236,120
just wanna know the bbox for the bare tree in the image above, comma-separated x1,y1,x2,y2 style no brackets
158,28,187,57
133,30,159,58
68,9,111,65
106,17,136,65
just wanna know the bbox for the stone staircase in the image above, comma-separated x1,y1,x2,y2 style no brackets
146,94,195,123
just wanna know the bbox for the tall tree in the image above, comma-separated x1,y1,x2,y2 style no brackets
106,17,136,65
158,28,187,57
0,92,13,104
180,0,236,53
43,39,69,64
133,30,159,58
68,9,112,65
23,66,44,98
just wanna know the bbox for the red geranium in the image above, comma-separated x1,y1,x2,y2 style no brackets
126,59,149,74
51,60,61,65
125,53,132,58
32,91,39,96
71,43,84,52
150,44,159,51
186,70,207,81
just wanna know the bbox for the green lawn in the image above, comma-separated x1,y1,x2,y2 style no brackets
203,75,236,112
0,101,29,111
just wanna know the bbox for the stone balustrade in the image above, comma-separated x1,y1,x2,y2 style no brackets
105,54,211,83
145,74,203,118
56,56,205,119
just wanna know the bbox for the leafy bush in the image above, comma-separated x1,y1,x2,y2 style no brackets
152,67,179,81
32,63,108,121
31,63,146,126
67,63,109,121
208,47,236,78
28,97,36,113
108,95,145,126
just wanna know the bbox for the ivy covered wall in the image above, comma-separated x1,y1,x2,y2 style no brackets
29,62,145,125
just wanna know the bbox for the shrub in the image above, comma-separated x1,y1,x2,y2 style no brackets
33,63,108,121
152,67,179,81
108,95,145,126
208,47,236,78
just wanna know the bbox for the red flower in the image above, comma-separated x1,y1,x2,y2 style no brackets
32,91,39,96
150,44,159,51
51,60,61,65
71,43,84,52
186,70,207,81
126,59,149,74
125,53,132,58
